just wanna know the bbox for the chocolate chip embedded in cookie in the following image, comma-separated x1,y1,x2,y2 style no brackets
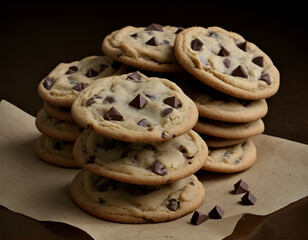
102,24,184,72
71,72,199,143
174,26,280,100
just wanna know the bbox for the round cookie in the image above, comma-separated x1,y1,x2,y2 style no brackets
174,26,280,100
73,129,208,185
102,24,184,72
38,55,126,107
70,169,205,223
200,134,246,148
71,71,199,143
35,109,83,141
194,118,264,139
35,134,80,168
43,101,73,122
202,138,257,173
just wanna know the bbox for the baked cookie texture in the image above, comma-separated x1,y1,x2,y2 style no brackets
43,101,73,122
174,26,280,100
70,169,205,223
71,72,198,143
102,24,184,72
73,129,208,185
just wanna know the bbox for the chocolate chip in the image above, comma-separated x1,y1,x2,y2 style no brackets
73,82,89,92
191,39,203,51
252,56,264,67
191,211,209,225
209,31,219,39
218,46,230,56
85,155,96,164
232,65,248,78
175,27,184,34
126,72,142,82
146,36,159,46
130,33,138,38
234,179,249,194
145,93,159,101
137,118,150,127
260,73,271,85
161,108,173,117
103,107,123,121
86,95,102,106
65,66,78,74
43,78,54,90
167,199,179,211
223,58,231,68
209,206,224,219
237,41,247,51
103,96,115,104
100,139,115,150
129,94,147,109
161,132,167,138
241,191,257,205
85,68,99,77
153,161,168,176
163,96,181,108
145,23,163,32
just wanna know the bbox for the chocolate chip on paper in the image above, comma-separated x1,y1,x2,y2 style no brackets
191,211,209,225
241,191,257,205
233,179,249,194
209,205,225,219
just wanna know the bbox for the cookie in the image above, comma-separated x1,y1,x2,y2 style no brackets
71,72,199,143
174,26,280,100
43,101,73,122
70,169,205,223
35,109,83,141
38,56,126,107
194,118,264,139
200,134,246,148
202,138,257,173
73,129,208,185
177,79,268,122
102,24,184,72
35,134,80,168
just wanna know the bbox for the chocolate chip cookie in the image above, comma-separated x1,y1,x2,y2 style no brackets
43,101,73,122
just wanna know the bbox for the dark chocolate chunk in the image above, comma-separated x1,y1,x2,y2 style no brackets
130,33,138,38
209,31,219,39
43,78,54,90
191,211,209,225
153,161,168,176
209,206,225,219
85,155,96,164
223,58,231,68
103,96,115,104
175,27,184,34
137,118,150,127
146,36,159,46
241,191,257,205
233,179,249,194
167,199,179,211
129,94,147,109
218,46,230,56
145,23,163,32
252,56,264,67
100,139,115,150
73,82,89,92
103,107,123,121
126,72,142,82
191,38,204,51
86,95,102,106
85,68,99,78
65,66,78,74
237,41,247,52
232,65,248,78
260,73,271,85
163,96,181,108
145,93,159,101
161,108,173,117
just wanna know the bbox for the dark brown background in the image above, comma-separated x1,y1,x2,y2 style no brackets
1,1,307,145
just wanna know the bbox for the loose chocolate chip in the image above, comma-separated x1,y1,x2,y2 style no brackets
127,72,142,82
130,33,138,38
232,65,248,78
137,118,150,127
175,27,184,34
252,56,264,67
223,58,231,68
167,199,179,211
145,23,163,32
237,41,247,51
234,179,249,194
43,78,54,90
73,82,89,92
85,68,99,77
103,96,115,104
65,66,78,74
209,206,225,219
209,31,219,39
146,36,159,46
260,73,271,85
191,38,203,51
218,46,230,56
153,161,168,176
161,108,173,117
163,96,181,108
241,191,257,205
129,94,147,109
100,139,116,150
145,93,159,101
85,155,96,164
191,211,209,225
103,107,123,121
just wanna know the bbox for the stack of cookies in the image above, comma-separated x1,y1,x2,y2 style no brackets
69,72,209,223
34,56,125,168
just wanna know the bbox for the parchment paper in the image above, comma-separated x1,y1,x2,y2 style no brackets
0,99,307,240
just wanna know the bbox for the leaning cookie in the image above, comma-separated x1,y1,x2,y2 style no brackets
35,134,80,168
38,56,126,107
71,72,198,143
70,169,205,223
102,24,184,72
174,26,280,100
202,139,256,173
43,101,73,122
73,129,208,185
